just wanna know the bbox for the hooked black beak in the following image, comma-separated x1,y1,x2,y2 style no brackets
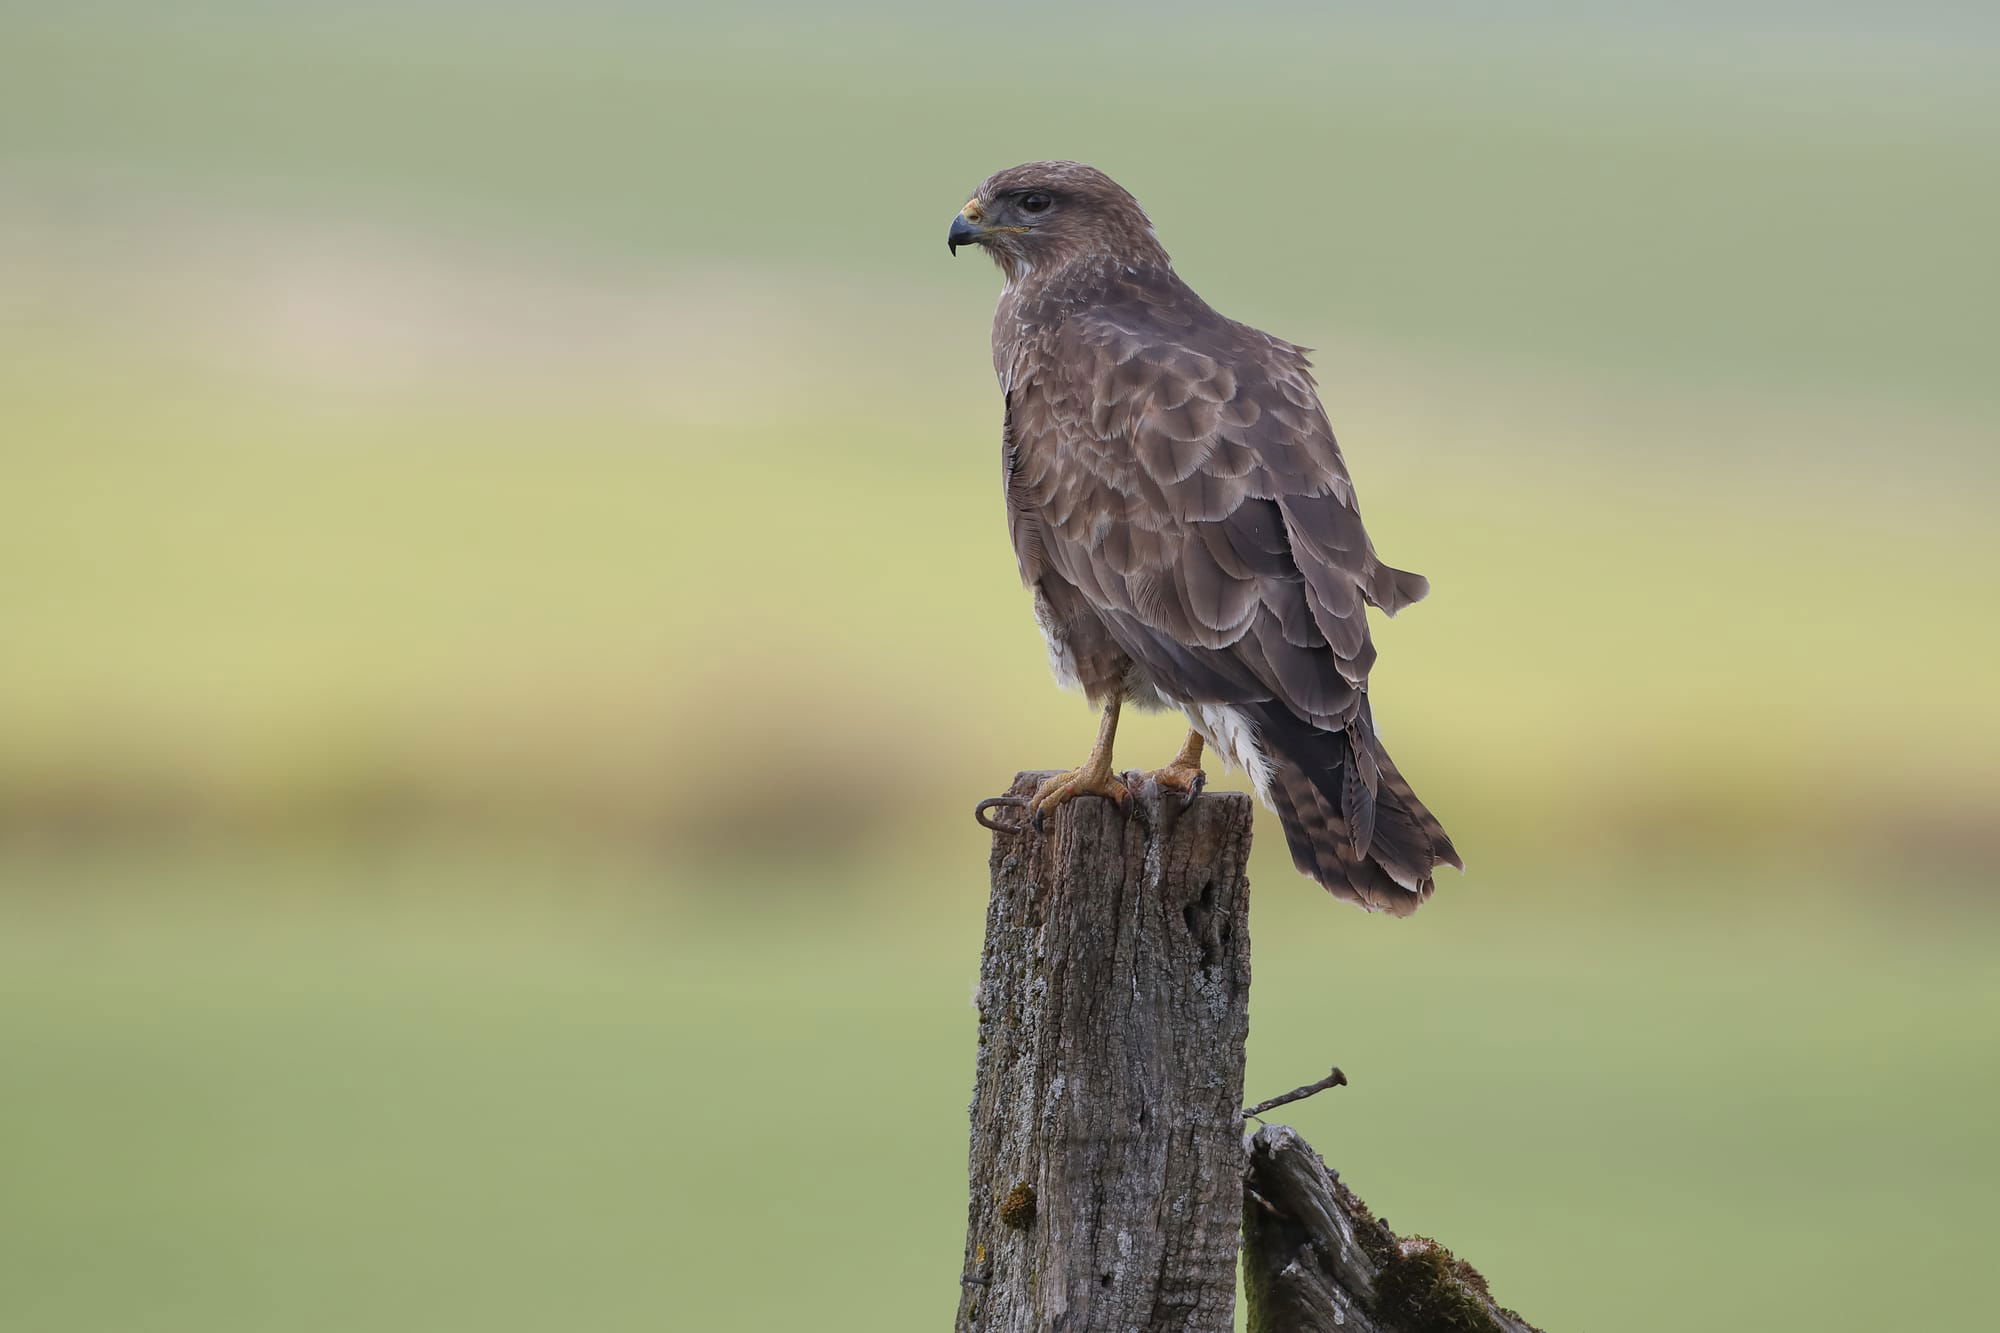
947,213,983,256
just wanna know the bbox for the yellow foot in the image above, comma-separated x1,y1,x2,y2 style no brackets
1027,764,1131,832
1137,759,1206,804
1135,731,1206,807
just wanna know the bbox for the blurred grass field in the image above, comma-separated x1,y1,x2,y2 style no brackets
2,4,1997,1330
5,846,1994,1331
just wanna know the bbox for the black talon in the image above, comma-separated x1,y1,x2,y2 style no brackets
1183,769,1206,810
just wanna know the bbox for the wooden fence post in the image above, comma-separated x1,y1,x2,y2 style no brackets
956,771,1254,1333
955,770,1546,1333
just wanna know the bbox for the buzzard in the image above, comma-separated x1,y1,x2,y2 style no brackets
949,161,1460,914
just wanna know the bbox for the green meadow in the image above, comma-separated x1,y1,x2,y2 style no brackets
2,6,1996,1330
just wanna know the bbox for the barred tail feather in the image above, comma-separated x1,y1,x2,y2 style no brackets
1246,702,1459,915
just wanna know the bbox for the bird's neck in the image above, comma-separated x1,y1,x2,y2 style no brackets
998,249,1175,313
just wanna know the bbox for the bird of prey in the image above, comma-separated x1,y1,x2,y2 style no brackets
949,161,1460,914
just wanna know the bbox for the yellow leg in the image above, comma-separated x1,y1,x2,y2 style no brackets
1142,730,1206,797
1027,695,1130,826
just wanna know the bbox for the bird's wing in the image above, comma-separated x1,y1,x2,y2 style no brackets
1006,287,1423,730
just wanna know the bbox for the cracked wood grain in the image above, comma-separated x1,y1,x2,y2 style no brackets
956,771,1254,1333
1243,1125,1545,1333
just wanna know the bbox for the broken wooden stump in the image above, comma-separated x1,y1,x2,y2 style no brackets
1244,1125,1545,1333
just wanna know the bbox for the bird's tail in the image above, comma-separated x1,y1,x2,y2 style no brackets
1247,701,1460,915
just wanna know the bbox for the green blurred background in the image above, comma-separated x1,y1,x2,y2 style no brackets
2,4,1995,1329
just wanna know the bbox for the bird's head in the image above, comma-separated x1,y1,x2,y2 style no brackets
948,161,1168,280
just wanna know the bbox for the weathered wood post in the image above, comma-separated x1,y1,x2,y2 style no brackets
957,772,1547,1333
1242,1125,1543,1333
957,771,1254,1333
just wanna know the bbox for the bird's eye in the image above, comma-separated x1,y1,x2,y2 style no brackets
1019,192,1053,214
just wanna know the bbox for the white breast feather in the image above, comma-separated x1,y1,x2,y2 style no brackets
1185,703,1275,805
1032,591,1082,692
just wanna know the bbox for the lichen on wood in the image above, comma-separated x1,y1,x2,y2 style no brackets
1244,1125,1543,1333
